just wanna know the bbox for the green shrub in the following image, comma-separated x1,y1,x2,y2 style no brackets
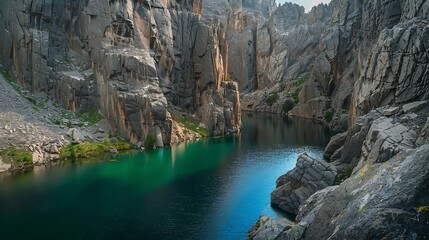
76,108,104,125
266,92,279,106
287,92,300,104
334,167,353,185
144,135,157,149
282,100,295,113
0,69,18,89
0,147,33,165
180,116,209,137
296,73,310,87
324,111,334,122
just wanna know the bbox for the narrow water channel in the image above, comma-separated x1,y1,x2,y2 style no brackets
0,113,331,239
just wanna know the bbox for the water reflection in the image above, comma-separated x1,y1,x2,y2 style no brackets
0,113,331,240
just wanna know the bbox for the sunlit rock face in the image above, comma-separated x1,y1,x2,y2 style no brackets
0,0,241,145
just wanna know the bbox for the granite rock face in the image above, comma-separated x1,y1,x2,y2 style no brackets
249,102,429,240
0,0,241,145
271,153,336,215
206,0,429,129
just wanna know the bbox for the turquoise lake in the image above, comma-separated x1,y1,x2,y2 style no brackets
0,113,331,239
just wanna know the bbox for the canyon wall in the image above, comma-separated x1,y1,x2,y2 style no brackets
243,1,429,239
205,0,428,133
0,0,241,146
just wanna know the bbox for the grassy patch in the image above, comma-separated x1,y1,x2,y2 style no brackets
266,92,279,106
180,116,208,137
0,147,33,165
144,135,156,149
50,108,103,127
76,108,104,125
296,73,310,87
0,69,20,92
37,99,48,109
60,139,131,159
335,167,353,185
324,111,334,122
32,106,40,112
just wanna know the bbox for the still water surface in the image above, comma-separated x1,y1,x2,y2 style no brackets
0,113,330,239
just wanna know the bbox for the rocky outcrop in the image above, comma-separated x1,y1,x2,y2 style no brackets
0,0,241,146
327,102,429,172
271,153,336,215
248,101,429,240
247,215,294,240
323,131,347,160
0,157,12,173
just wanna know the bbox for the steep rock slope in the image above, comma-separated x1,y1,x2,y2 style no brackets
0,0,241,146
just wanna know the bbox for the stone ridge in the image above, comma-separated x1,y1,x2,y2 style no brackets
0,0,241,146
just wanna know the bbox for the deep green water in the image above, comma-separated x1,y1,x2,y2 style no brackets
0,113,331,239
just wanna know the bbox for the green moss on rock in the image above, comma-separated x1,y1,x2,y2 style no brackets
0,147,33,165
60,139,131,159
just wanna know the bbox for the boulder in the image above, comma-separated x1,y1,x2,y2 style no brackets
382,106,400,116
271,153,336,215
402,101,428,114
247,215,293,240
416,117,429,146
49,145,60,154
0,157,12,173
323,131,347,161
68,128,85,144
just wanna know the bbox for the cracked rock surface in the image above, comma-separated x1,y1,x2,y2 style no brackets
271,153,336,215
0,0,241,146
248,102,429,240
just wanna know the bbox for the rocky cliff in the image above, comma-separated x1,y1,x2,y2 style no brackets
205,0,428,134
0,0,241,146
240,0,429,239
248,102,429,240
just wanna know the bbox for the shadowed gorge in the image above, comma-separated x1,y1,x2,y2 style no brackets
0,0,429,239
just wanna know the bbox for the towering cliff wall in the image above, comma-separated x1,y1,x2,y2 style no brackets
242,1,429,239
205,0,428,134
0,0,241,146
